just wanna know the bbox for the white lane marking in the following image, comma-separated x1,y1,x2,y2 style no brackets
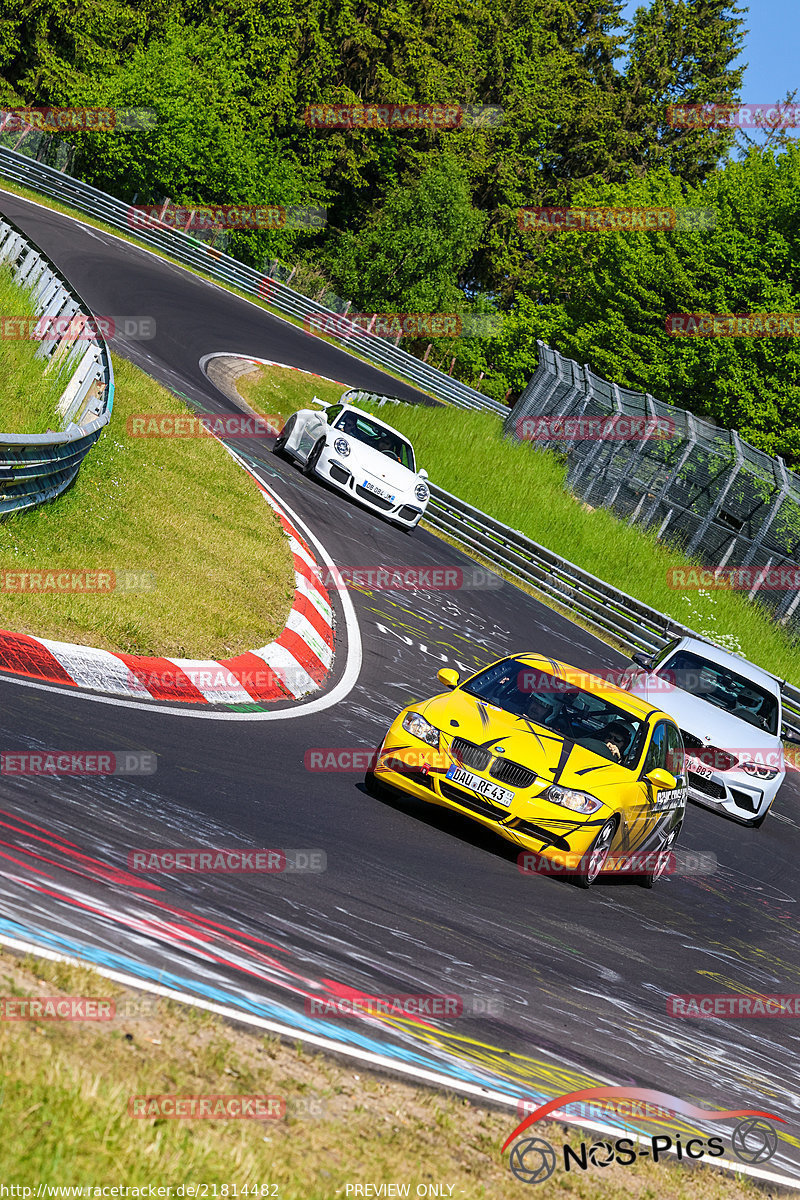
0,931,796,1193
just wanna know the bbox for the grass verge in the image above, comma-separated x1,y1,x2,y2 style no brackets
0,949,764,1198
236,364,345,420
0,354,294,657
0,261,74,434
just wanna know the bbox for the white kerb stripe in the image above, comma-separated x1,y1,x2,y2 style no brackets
295,572,333,626
289,536,318,574
35,638,151,697
166,660,253,705
286,609,333,668
250,644,317,699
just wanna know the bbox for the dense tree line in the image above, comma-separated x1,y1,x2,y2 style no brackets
2,1,794,462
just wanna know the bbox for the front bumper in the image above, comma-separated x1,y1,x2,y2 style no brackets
686,765,782,823
315,446,427,526
373,728,610,862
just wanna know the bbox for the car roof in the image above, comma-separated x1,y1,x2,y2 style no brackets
515,653,664,721
667,636,781,692
335,403,412,445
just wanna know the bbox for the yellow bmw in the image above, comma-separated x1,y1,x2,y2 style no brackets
366,654,688,888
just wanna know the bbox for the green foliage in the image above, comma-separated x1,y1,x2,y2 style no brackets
2,0,780,452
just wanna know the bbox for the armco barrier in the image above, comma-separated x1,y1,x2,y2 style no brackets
0,145,504,416
0,212,113,511
424,482,800,738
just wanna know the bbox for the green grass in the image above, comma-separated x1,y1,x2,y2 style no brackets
0,949,765,1199
237,362,346,419
0,262,74,434
0,353,295,657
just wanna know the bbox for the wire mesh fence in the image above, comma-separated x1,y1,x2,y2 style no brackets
505,341,800,634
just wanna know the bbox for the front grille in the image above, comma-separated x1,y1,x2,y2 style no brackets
439,781,505,820
490,758,536,789
398,505,421,522
688,771,726,799
730,787,759,813
355,484,393,510
329,463,350,485
450,737,491,772
681,730,736,772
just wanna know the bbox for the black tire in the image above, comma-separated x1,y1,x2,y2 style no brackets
304,437,325,477
639,821,682,888
364,767,384,797
272,414,295,456
572,818,617,889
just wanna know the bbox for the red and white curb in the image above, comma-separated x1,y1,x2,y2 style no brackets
0,474,334,707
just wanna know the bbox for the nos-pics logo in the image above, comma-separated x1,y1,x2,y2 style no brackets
502,1087,783,1184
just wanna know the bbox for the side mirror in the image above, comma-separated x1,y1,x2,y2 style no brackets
631,651,654,670
782,725,800,745
646,768,677,791
418,468,429,480
437,668,459,689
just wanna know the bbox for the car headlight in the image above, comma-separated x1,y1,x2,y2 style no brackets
414,483,429,503
333,437,350,457
402,711,439,748
541,784,603,814
740,760,780,780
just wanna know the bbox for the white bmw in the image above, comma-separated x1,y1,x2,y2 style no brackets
622,635,798,827
273,398,430,531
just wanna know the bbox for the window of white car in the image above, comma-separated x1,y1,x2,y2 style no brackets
656,649,779,734
333,411,415,470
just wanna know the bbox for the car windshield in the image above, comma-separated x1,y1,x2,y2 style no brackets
658,649,779,734
462,658,644,767
333,411,414,470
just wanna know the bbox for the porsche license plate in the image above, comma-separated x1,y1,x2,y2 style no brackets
687,757,714,780
446,765,514,807
362,479,394,502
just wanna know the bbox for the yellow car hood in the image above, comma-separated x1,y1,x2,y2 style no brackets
419,688,632,800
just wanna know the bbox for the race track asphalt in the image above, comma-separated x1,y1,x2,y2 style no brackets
0,190,797,1179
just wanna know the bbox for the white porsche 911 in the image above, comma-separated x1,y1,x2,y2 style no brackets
273,398,430,531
